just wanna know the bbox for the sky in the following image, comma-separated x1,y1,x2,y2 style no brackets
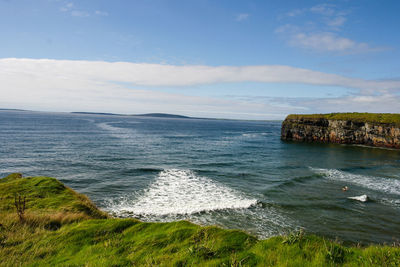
1,0,400,119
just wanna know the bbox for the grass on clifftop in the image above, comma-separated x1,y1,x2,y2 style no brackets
1,173,400,266
286,113,400,126
0,173,107,219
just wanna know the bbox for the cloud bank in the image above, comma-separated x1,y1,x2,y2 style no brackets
1,58,399,119
2,58,399,91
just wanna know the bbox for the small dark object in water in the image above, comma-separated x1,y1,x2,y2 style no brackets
342,186,349,192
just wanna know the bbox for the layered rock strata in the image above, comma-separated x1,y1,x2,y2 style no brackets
281,114,400,149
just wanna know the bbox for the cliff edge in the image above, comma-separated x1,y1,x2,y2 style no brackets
281,113,400,149
1,173,400,266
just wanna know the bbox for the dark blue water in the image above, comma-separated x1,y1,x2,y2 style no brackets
1,110,399,244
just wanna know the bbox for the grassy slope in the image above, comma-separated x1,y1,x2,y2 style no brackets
1,174,399,266
286,113,400,126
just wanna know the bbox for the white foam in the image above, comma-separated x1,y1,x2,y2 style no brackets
97,121,140,131
97,122,121,132
96,122,138,140
187,204,295,239
109,169,258,216
241,133,268,138
312,168,400,196
348,195,368,202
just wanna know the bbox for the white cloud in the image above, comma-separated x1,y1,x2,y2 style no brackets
327,16,346,27
1,58,400,92
235,13,249,22
59,1,100,18
71,10,90,17
286,9,305,17
309,4,348,29
278,28,381,54
277,4,384,54
231,93,400,117
95,10,108,16
286,4,338,19
310,4,336,16
1,58,399,119
274,24,299,34
60,2,74,12
290,32,373,53
295,94,400,114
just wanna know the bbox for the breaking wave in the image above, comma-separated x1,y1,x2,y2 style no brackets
107,169,258,216
311,168,400,196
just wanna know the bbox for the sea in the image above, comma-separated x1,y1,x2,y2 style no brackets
1,110,399,244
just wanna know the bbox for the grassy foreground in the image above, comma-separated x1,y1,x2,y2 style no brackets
286,113,400,126
1,174,399,266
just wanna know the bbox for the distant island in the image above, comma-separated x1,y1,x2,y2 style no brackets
71,112,268,121
1,109,273,121
71,111,124,116
281,112,400,149
71,111,192,119
134,113,191,119
0,108,28,111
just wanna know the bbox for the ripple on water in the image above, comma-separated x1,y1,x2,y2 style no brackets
311,168,400,196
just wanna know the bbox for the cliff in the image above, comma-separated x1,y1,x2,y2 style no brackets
281,113,400,149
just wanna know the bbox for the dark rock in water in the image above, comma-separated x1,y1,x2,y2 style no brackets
281,113,400,149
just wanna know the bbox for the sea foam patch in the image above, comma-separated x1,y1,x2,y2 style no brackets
312,168,400,196
96,122,136,139
109,169,258,216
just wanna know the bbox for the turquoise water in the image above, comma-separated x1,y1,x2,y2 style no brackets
1,110,399,244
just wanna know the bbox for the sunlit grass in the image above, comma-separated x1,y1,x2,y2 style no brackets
1,173,399,266
286,113,400,126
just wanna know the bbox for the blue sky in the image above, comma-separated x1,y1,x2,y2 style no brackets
1,0,400,119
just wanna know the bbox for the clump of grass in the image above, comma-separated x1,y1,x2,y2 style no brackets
282,228,305,245
14,194,26,222
324,240,348,264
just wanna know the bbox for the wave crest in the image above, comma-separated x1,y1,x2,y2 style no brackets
311,168,400,196
108,169,258,216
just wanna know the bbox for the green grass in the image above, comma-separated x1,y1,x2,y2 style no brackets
1,174,399,266
0,173,107,219
286,113,400,126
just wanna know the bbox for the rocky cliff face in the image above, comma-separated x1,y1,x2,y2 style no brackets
281,116,400,149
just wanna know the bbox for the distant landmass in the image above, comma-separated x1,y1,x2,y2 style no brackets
71,112,123,116
2,109,271,121
134,113,191,119
71,112,192,119
0,108,27,111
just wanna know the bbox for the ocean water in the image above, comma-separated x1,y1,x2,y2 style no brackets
1,110,399,244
